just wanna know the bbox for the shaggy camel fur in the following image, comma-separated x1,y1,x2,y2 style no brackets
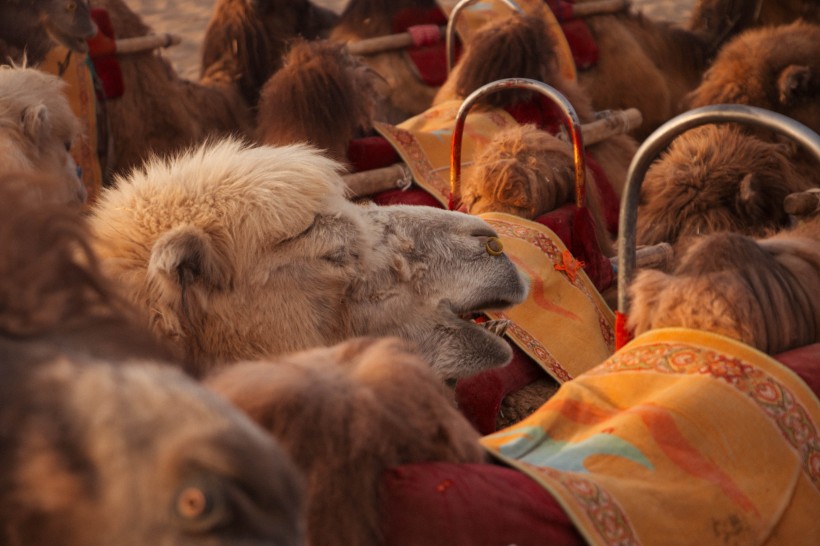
89,0,251,176
686,20,820,135
329,0,442,123
574,4,714,140
435,13,637,201
628,217,820,355
0,0,96,64
0,181,305,546
201,0,338,108
689,0,819,50
89,138,528,380
461,124,614,255
0,64,86,204
206,337,487,546
256,39,379,164
635,124,816,253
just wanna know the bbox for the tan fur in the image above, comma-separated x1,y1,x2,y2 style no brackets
201,0,338,107
0,64,86,204
636,124,816,252
89,0,252,176
205,336,487,546
0,179,306,545
434,12,637,200
256,39,378,163
686,21,820,135
89,138,528,380
462,124,614,255
329,0,441,122
628,218,820,355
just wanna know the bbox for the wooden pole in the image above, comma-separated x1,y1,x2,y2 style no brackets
115,33,182,55
610,242,673,271
572,0,631,18
346,27,446,56
342,163,413,197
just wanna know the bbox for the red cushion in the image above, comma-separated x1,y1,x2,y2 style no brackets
774,343,820,397
391,7,455,87
87,8,124,99
372,187,444,208
381,462,585,546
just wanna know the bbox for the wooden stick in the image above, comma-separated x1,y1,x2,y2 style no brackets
572,0,631,18
346,26,446,56
784,189,820,217
611,242,673,271
343,163,413,197
560,108,643,145
116,33,182,55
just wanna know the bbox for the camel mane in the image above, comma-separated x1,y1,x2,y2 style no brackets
256,39,378,163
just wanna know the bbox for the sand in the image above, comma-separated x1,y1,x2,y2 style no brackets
125,0,695,81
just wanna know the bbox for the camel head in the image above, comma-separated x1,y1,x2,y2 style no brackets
37,0,97,53
89,138,528,381
0,352,305,546
0,65,86,204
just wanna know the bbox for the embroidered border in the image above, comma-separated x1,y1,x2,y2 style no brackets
598,343,820,488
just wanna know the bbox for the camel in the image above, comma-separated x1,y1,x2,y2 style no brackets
635,124,816,253
205,336,487,546
80,0,252,177
200,0,339,108
435,12,637,202
0,179,306,546
628,216,820,355
688,0,820,50
256,38,380,164
461,123,614,256
686,20,820,136
0,0,96,64
0,64,86,204
329,0,444,123
88,137,529,380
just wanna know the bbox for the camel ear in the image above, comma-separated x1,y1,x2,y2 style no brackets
148,226,233,292
778,65,811,106
738,172,760,204
20,103,51,144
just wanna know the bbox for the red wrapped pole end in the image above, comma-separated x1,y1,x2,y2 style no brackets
615,310,633,351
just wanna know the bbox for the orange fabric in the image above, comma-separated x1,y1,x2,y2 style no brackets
40,48,104,204
482,328,820,545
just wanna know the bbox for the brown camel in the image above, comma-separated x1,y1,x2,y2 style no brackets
628,216,820,355
200,0,339,107
635,124,816,254
436,12,637,206
686,20,820,135
0,178,306,546
206,336,487,546
256,38,381,164
88,0,251,176
329,0,445,123
688,0,820,51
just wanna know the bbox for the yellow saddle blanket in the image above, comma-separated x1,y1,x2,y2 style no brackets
482,328,820,545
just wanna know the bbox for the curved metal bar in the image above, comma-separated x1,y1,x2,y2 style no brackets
617,104,820,315
449,77,586,210
446,0,522,74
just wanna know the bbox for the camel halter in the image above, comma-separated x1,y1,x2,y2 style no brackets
448,77,587,212
615,104,820,350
